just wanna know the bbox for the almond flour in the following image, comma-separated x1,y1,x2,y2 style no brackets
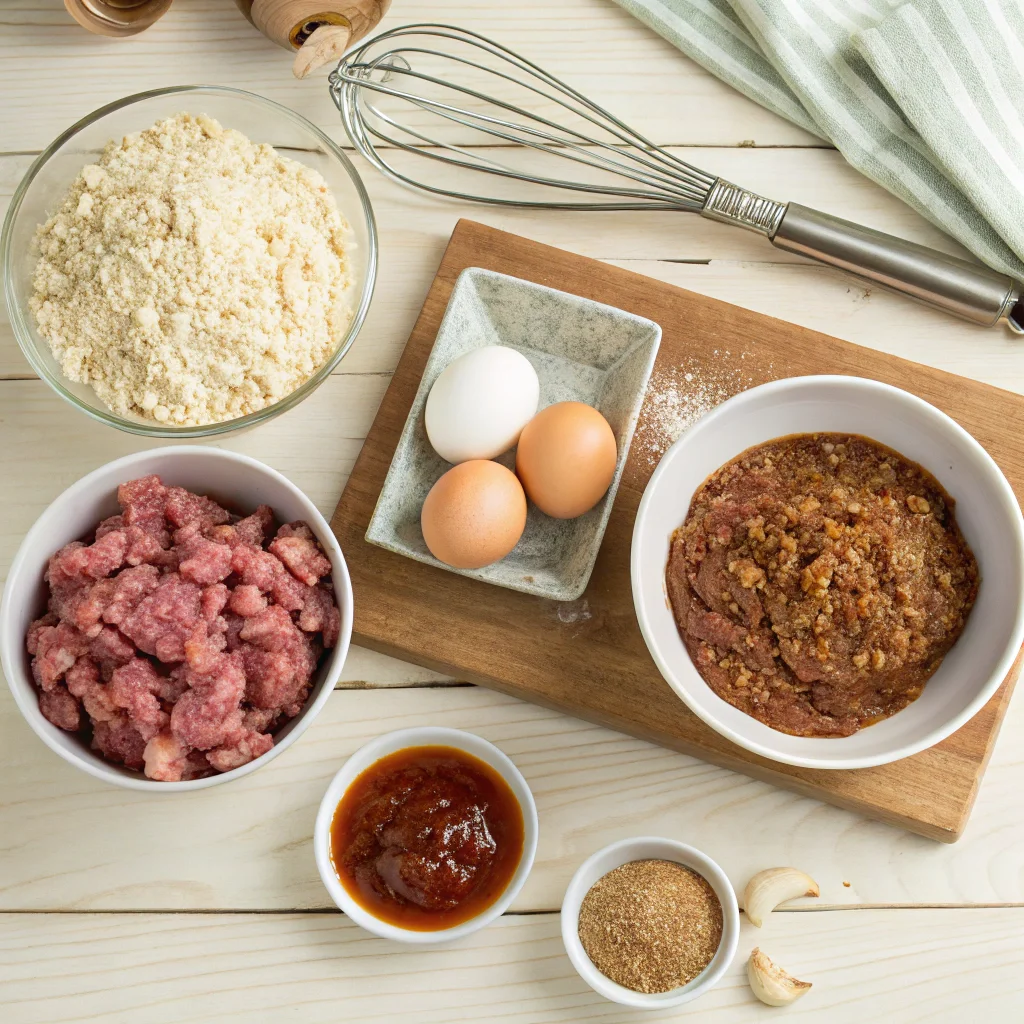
30,113,353,426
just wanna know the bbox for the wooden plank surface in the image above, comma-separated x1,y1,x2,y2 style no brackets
3,0,1024,1019
333,219,1024,843
6,684,1024,913
3,907,1022,1023
0,1,820,152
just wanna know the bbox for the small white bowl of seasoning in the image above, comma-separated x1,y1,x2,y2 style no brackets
561,837,740,1009
314,726,538,944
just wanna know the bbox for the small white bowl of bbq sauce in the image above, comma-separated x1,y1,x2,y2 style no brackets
561,837,740,1009
314,726,538,944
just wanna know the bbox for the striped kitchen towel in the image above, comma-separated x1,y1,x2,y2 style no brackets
614,0,1024,280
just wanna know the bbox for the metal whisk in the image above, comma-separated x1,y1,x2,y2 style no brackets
330,23,1023,331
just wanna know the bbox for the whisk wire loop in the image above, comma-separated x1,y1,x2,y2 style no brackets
348,58,694,193
358,89,707,205
330,22,717,211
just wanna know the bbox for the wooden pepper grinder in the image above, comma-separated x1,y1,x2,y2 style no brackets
64,0,390,77
235,1,391,78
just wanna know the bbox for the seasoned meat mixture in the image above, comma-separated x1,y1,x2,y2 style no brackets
666,434,979,737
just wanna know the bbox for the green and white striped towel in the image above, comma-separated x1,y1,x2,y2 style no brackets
613,0,1024,280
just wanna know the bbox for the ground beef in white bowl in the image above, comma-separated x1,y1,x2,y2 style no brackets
27,474,340,781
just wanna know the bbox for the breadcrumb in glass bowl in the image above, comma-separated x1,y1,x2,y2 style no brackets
2,86,377,437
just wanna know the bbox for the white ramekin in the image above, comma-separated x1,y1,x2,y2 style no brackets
0,446,353,791
314,726,538,944
561,836,740,1009
632,375,1024,769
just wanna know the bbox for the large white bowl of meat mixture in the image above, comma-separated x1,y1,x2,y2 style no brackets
632,375,1024,769
0,447,352,790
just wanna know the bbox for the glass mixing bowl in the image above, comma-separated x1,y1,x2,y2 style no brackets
1,86,377,437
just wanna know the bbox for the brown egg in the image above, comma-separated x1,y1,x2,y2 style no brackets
516,402,617,518
420,460,527,569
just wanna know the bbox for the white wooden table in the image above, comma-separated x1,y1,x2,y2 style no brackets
3,3,1024,1021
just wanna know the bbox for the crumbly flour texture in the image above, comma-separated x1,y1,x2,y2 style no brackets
30,113,353,426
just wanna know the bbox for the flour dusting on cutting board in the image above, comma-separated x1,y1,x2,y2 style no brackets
633,352,771,468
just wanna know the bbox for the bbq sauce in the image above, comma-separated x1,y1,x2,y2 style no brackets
329,745,525,930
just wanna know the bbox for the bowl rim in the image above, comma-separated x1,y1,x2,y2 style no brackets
631,373,1024,769
560,836,740,1008
313,726,539,944
1,84,378,438
0,445,353,791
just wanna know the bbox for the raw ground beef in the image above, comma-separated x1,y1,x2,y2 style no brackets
666,434,979,737
27,475,342,780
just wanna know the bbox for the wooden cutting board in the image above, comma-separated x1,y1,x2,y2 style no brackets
331,219,1024,843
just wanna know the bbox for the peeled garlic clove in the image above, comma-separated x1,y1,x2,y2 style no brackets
743,867,819,927
747,947,812,1006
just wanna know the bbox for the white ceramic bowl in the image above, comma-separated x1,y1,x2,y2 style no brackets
0,446,353,791
314,726,539,944
561,836,739,1009
632,375,1024,769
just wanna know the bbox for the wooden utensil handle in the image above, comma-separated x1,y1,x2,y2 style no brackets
242,0,390,77
245,0,389,49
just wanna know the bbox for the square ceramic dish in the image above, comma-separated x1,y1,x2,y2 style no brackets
366,267,661,600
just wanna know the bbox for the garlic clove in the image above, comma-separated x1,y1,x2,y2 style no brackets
747,947,812,1006
743,867,819,927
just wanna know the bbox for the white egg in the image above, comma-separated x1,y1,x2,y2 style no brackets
425,345,540,463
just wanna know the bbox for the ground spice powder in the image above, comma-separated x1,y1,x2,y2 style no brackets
577,859,723,994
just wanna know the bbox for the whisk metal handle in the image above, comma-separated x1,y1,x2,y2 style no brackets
770,203,1023,332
